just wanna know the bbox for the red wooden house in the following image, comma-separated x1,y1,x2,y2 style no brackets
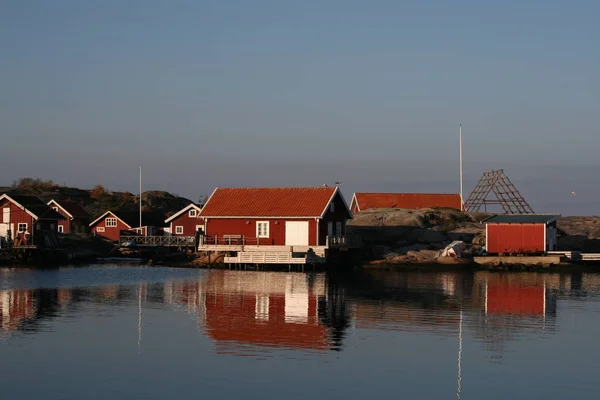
0,194,64,246
483,214,560,255
198,186,352,247
164,203,204,236
350,192,462,213
89,210,167,241
47,199,91,234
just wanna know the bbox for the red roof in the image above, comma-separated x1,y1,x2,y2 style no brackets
200,187,338,217
52,199,91,218
352,193,462,211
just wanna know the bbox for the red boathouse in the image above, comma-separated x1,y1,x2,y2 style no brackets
0,194,64,246
350,192,462,213
47,199,91,234
483,214,560,255
198,186,352,247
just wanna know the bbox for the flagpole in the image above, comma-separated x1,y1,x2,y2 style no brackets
459,125,464,211
139,166,142,228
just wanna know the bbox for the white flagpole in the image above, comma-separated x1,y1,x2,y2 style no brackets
459,125,464,211
139,166,142,228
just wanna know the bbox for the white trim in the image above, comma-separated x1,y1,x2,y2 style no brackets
175,226,184,235
350,193,360,213
47,199,74,219
543,224,547,252
0,194,39,219
256,221,269,238
164,203,203,223
96,226,105,232
319,187,353,219
57,225,64,233
89,211,132,229
196,215,328,219
485,223,489,251
316,217,320,246
197,187,219,218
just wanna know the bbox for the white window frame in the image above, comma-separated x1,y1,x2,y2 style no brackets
329,203,335,212
17,223,28,233
52,206,59,212
175,226,184,234
105,218,117,227
96,227,105,232
58,225,64,233
188,209,197,218
256,221,269,238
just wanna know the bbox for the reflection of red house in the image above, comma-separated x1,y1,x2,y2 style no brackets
0,289,36,331
202,271,329,351
350,192,462,213
485,278,546,316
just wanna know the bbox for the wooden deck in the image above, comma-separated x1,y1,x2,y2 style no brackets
224,251,322,265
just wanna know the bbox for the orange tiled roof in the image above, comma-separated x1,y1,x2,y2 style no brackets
200,187,338,217
353,193,462,211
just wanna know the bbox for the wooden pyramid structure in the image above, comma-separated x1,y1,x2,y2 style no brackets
463,169,534,214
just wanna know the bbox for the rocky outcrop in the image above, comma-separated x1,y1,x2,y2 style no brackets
349,207,488,265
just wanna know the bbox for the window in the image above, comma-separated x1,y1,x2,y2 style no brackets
96,227,105,232
52,206,59,212
256,221,269,238
17,223,27,233
58,225,64,233
106,218,117,227
175,226,184,234
329,203,335,212
336,222,343,236
189,209,197,218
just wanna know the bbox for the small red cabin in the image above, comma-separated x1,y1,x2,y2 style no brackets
47,199,91,234
164,203,204,236
483,214,560,255
0,193,64,246
89,210,167,242
199,186,352,246
350,192,462,213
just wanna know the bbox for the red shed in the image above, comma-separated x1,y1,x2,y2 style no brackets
89,210,167,241
164,203,204,236
199,186,352,246
483,214,560,255
47,199,91,234
0,194,64,246
350,192,462,213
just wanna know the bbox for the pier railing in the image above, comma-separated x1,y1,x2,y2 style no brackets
120,235,195,247
198,234,363,248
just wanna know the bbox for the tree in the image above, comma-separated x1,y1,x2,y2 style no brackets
90,185,107,200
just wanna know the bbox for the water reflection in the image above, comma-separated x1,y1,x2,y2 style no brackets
3,267,600,360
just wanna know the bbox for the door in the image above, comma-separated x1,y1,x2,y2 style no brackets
2,207,9,223
0,223,13,240
196,225,204,234
285,221,309,246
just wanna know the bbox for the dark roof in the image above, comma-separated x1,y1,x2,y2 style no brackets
483,214,560,224
114,210,168,228
51,199,91,218
2,194,65,220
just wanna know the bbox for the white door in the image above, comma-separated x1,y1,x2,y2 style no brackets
2,207,9,223
196,225,203,234
285,221,309,246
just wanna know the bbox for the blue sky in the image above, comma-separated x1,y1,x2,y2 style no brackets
1,0,598,215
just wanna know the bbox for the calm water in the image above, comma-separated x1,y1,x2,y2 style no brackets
1,265,600,399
